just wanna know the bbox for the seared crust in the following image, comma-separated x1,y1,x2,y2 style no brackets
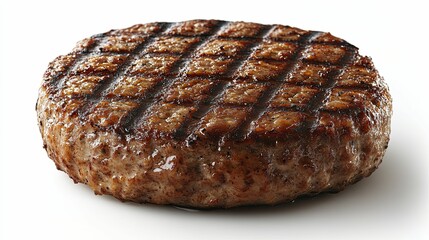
37,20,392,208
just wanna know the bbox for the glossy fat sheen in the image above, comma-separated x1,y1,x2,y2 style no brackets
37,20,392,208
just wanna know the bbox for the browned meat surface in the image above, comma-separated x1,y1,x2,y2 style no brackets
37,20,392,208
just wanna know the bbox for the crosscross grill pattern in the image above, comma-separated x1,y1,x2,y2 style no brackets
38,20,392,208
44,20,380,142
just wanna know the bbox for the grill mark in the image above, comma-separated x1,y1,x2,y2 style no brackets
265,105,309,112
73,70,352,86
60,52,131,79
307,50,358,111
76,23,173,120
69,94,356,113
319,107,363,115
119,20,229,133
109,32,356,49
77,69,374,89
48,21,368,143
46,23,354,95
174,25,275,142
173,80,230,140
85,43,356,64
232,31,322,140
76,51,354,67
300,47,358,130
50,38,102,92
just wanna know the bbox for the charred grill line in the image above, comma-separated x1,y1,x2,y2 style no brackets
76,23,174,120
73,52,355,68
51,38,103,93
119,20,228,133
300,47,358,130
306,48,358,113
220,26,276,77
173,79,229,141
232,31,322,140
92,33,355,49
173,25,275,142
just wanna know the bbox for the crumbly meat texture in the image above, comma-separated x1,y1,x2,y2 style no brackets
37,20,392,208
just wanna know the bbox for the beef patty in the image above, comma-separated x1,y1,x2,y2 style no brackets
37,20,392,208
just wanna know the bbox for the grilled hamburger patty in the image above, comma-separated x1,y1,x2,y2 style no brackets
37,20,392,208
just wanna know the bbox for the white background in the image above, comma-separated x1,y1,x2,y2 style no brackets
1,0,428,239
